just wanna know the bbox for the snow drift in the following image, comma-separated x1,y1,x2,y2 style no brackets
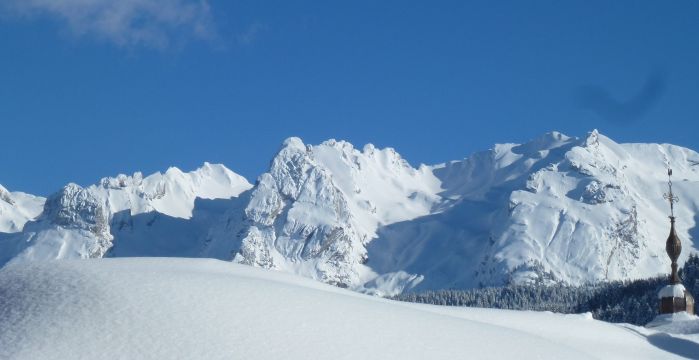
1,258,695,360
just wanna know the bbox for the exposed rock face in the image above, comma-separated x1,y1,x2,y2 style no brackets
0,186,14,205
233,138,439,288
0,164,252,265
228,131,699,295
473,131,651,288
43,184,113,258
2,130,699,296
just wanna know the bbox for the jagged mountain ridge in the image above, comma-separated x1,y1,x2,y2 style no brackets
228,137,441,288
1,131,698,295
228,130,699,294
0,185,44,234
366,131,685,293
0,163,252,265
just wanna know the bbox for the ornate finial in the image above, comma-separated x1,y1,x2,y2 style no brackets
662,168,683,284
656,167,695,316
663,168,679,218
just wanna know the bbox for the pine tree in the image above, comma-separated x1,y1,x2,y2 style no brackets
390,256,699,326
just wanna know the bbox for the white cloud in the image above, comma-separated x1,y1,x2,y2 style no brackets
2,0,217,49
237,22,266,45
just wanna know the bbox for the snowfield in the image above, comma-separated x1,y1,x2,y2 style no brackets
1,258,697,360
0,185,44,234
3,130,699,296
3,130,699,301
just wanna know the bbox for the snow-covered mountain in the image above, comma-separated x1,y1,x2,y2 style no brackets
0,185,44,233
220,137,441,288
0,163,252,265
219,131,699,294
365,130,699,293
1,130,698,295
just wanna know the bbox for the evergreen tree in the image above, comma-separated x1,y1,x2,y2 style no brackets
390,253,699,326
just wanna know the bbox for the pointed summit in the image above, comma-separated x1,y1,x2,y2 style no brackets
281,137,307,152
0,184,14,205
585,129,600,147
0,184,45,233
510,131,574,155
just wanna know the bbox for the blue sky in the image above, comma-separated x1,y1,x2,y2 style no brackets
1,0,699,195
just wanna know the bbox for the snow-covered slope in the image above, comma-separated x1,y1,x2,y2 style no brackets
0,184,44,233
227,138,440,288
222,131,699,294
1,131,698,296
0,163,252,265
0,258,694,360
368,131,699,293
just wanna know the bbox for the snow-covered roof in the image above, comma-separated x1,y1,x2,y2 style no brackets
658,284,687,299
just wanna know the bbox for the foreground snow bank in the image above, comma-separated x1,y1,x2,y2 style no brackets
647,312,699,334
0,259,695,359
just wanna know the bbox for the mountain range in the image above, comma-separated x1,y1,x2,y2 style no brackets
1,130,698,295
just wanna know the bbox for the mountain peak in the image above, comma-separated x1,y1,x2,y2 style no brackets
583,129,601,147
61,182,84,194
165,166,185,177
511,131,575,155
2,131,699,295
0,184,45,233
0,184,13,205
282,137,306,151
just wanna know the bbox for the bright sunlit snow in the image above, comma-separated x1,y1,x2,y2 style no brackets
2,131,699,296
0,185,44,233
1,258,697,360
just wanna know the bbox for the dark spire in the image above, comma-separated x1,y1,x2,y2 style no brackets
666,217,682,284
656,168,695,316
663,168,682,284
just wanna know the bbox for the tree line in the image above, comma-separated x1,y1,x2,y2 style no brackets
390,254,699,325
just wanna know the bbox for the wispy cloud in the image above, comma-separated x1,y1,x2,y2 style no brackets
237,22,267,45
576,70,667,124
1,0,217,49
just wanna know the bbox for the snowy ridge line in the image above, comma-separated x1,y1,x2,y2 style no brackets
2,130,699,295
0,163,252,265
0,184,45,233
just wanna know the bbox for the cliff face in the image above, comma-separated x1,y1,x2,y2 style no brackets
2,131,699,296
0,163,252,265
232,137,439,288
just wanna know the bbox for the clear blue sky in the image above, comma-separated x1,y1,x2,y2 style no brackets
1,0,699,195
